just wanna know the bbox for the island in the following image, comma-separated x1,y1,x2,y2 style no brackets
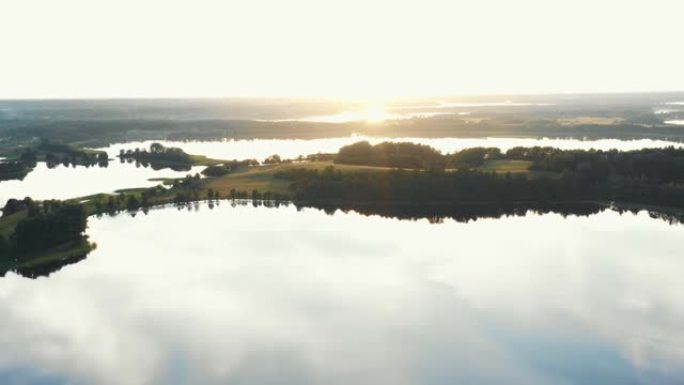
0,140,108,181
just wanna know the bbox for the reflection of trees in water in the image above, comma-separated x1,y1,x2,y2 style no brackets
157,198,684,226
6,199,683,280
293,200,682,225
45,157,109,169
295,201,608,223
12,253,87,279
220,198,684,225
613,205,684,225
121,157,192,172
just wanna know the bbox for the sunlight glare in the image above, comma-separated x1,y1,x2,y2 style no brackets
361,106,390,123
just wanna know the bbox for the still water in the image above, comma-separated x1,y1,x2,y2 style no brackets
102,136,684,162
0,161,205,203
0,203,682,384
281,101,553,122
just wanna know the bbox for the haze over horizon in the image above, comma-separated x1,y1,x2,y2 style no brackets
2,0,683,100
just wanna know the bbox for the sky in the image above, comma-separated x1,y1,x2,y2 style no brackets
0,0,683,99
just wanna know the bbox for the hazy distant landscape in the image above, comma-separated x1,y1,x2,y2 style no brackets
1,93,683,149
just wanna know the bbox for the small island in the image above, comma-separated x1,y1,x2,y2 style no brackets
118,142,194,171
0,140,109,182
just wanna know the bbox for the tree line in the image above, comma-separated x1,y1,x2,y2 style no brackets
277,158,684,209
334,141,684,180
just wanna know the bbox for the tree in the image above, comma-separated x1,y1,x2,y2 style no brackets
150,142,165,153
264,154,282,164
12,204,87,255
0,234,10,259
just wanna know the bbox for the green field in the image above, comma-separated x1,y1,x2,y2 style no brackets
0,211,27,238
203,161,394,196
476,160,532,174
203,159,539,197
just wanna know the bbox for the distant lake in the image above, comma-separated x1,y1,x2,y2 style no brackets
1,203,683,384
0,161,204,204
102,136,684,162
283,101,553,122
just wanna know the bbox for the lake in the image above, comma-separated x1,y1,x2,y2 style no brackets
0,161,205,204
0,203,682,384
277,101,553,122
102,136,684,162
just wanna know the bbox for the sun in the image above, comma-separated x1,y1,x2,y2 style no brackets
360,106,390,123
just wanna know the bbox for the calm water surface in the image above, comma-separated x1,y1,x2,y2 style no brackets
267,101,553,122
0,161,204,203
102,136,684,162
0,204,683,384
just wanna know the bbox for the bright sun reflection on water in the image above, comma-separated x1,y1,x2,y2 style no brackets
298,105,393,123
361,106,389,123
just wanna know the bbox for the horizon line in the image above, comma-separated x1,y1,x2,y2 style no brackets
1,90,684,102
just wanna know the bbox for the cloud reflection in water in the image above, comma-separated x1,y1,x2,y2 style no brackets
0,204,682,384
